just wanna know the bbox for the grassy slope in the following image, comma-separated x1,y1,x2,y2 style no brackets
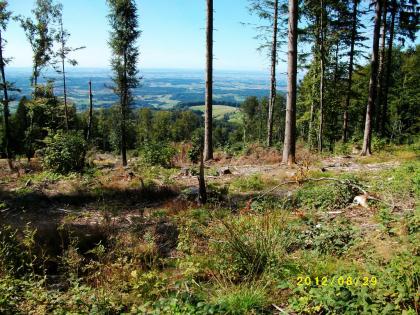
0,144,419,314
189,105,239,120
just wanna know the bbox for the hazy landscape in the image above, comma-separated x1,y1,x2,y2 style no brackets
8,68,284,110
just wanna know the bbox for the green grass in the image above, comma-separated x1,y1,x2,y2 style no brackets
189,105,239,120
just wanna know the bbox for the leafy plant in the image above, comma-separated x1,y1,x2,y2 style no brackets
141,141,177,168
42,131,86,174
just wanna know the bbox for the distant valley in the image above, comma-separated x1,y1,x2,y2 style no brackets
7,68,286,111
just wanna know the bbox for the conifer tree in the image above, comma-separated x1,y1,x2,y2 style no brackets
107,0,140,166
0,0,12,169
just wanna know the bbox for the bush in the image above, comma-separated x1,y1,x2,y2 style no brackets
289,252,420,314
42,131,86,174
213,212,293,279
296,181,356,211
141,141,177,168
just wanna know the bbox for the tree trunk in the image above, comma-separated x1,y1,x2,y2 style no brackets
282,0,298,165
343,0,358,142
121,52,128,166
376,0,388,133
0,30,13,170
318,0,325,153
198,148,207,204
267,0,279,147
381,0,396,136
361,0,383,156
204,0,213,160
86,80,93,141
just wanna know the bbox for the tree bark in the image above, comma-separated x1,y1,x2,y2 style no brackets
361,0,383,156
381,0,396,136
343,0,358,142
198,149,207,204
376,0,388,133
267,0,279,147
282,0,298,165
121,52,128,166
0,30,12,170
318,0,325,152
204,0,213,160
86,80,93,141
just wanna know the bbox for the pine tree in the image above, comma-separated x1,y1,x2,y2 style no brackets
282,0,298,165
361,0,383,155
107,0,140,166
0,0,12,169
53,4,85,130
204,0,213,160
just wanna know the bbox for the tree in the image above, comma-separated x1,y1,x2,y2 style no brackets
86,80,93,141
282,0,298,165
0,0,12,169
248,0,284,147
18,0,60,93
361,0,383,155
107,0,140,166
342,0,361,142
204,0,213,160
267,0,279,146
53,5,85,130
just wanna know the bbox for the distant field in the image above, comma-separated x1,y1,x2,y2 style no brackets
189,105,239,120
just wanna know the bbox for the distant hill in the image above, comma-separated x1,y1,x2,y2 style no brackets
189,105,240,120
7,68,286,111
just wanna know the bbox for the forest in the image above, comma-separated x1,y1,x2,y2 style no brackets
0,0,419,314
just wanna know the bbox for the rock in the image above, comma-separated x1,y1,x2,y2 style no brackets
218,167,232,176
353,194,369,208
180,167,190,176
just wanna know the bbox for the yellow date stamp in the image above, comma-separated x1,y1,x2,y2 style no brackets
295,276,377,287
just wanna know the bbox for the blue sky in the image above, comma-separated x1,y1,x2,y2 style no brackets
6,0,276,71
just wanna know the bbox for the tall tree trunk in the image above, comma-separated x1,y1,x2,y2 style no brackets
381,0,396,135
0,30,12,170
267,0,279,147
343,0,358,142
361,0,383,156
60,19,69,131
86,80,93,141
282,0,298,165
318,0,325,152
198,148,207,204
204,0,213,160
308,74,316,149
376,0,388,133
121,52,128,166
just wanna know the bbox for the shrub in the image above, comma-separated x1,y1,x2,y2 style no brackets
296,181,356,211
141,141,177,168
212,283,268,314
213,212,293,279
289,252,420,314
42,131,86,174
297,219,358,255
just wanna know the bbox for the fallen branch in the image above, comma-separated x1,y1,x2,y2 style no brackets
272,304,289,314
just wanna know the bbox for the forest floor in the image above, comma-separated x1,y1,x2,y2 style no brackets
0,143,418,314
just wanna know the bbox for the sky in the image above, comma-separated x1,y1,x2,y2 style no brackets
6,0,276,72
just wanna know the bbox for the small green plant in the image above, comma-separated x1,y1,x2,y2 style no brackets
212,283,268,314
141,141,177,168
42,131,86,174
213,212,292,279
230,174,265,192
296,181,356,211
